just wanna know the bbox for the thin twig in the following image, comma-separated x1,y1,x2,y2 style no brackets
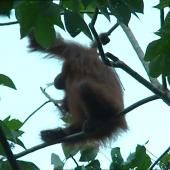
70,154,79,167
107,22,119,36
0,126,20,170
40,87,64,113
119,95,159,116
0,21,18,26
22,100,51,126
89,9,109,64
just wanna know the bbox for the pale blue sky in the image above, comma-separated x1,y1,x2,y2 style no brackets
1,0,170,169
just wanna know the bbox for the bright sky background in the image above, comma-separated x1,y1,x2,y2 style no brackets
1,0,170,169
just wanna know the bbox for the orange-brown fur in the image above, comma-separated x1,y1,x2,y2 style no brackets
28,34,127,144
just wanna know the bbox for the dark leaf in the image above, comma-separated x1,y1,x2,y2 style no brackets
0,159,39,169
86,160,101,170
0,74,16,90
100,6,110,21
108,1,131,25
125,0,144,13
0,0,13,16
64,10,92,39
15,1,39,38
159,152,170,169
51,153,64,170
60,0,81,13
1,118,25,148
144,39,161,61
124,145,151,169
34,16,56,48
155,0,170,9
74,165,86,170
17,161,40,170
110,147,124,170
62,143,80,159
79,145,99,162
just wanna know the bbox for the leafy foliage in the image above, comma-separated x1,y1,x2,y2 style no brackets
0,117,41,169
79,145,99,162
1,0,144,48
1,0,170,169
0,160,40,170
110,147,124,170
51,153,64,170
159,152,170,169
123,145,152,169
50,145,153,169
144,1,170,78
0,116,25,150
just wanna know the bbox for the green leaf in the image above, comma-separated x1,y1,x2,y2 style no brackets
0,0,13,16
99,6,110,21
148,56,163,77
145,37,170,77
159,152,170,169
79,145,99,162
82,0,107,9
60,0,81,13
0,160,39,170
64,10,92,39
74,165,86,170
81,0,92,8
158,11,170,37
16,1,64,44
51,153,64,170
46,3,64,30
0,118,25,149
0,144,5,156
110,147,124,170
15,1,39,38
124,145,151,170
0,74,16,90
144,39,161,61
125,0,144,13
108,1,131,25
86,160,101,170
62,143,80,159
155,0,170,9
18,161,40,170
34,16,56,48
4,118,22,130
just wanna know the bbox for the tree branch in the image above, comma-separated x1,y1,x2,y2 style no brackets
0,21,18,26
14,131,87,159
105,52,170,106
119,95,159,116
0,126,20,170
89,9,109,65
14,94,159,159
119,22,162,89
